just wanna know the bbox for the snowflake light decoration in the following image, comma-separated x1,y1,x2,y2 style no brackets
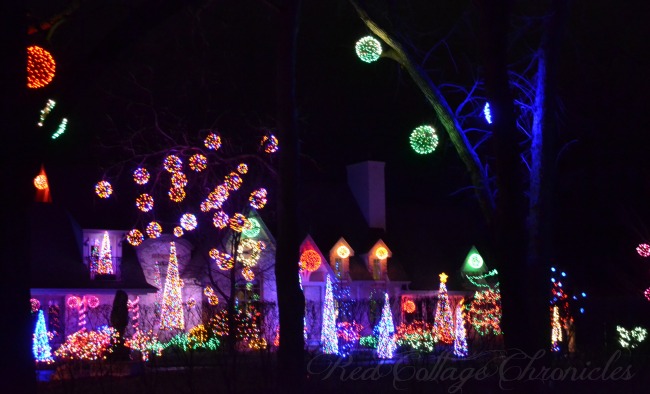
95,181,113,199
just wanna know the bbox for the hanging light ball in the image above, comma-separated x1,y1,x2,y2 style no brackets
146,222,162,238
136,194,154,212
189,153,208,172
204,132,222,150
242,218,261,238
403,299,416,314
637,243,650,257
34,174,49,190
237,163,248,174
126,229,144,246
208,295,219,306
410,125,439,154
132,168,150,185
242,267,255,282
171,172,188,188
299,250,321,272
180,213,197,231
213,210,229,229
27,45,56,89
95,181,113,198
375,247,388,259
355,36,382,63
645,288,650,302
261,134,279,153
215,252,234,270
204,286,214,297
168,187,186,202
249,188,268,209
163,155,182,173
224,172,243,191
173,226,184,237
229,213,250,233
337,246,350,259
30,298,40,313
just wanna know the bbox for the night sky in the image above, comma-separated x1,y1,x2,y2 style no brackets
25,0,650,326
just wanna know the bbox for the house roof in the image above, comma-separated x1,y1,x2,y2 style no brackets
30,203,156,292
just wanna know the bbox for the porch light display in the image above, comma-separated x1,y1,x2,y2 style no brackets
160,242,184,330
33,310,54,364
204,132,222,150
213,210,229,229
173,226,183,237
171,172,188,188
261,134,279,153
453,299,468,357
228,213,250,232
30,298,40,313
403,299,416,314
249,188,268,209
336,245,350,259
180,213,197,231
337,321,363,357
242,217,261,238
467,287,503,336
410,125,439,154
33,174,48,190
163,155,182,173
126,229,144,246
95,180,113,198
37,99,56,127
300,249,321,272
133,167,150,185
51,118,67,139
54,326,119,361
617,326,648,349
395,321,436,352
321,275,338,354
136,193,154,212
637,243,650,257
483,102,492,124
376,293,396,359
432,272,454,344
237,163,248,174
27,45,56,89
98,231,114,275
355,36,382,63
146,221,162,238
375,246,388,260
168,187,186,202
189,153,207,172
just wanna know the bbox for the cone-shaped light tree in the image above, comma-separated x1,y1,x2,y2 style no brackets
376,292,396,359
33,309,54,363
98,231,114,275
321,274,338,354
453,299,468,357
433,272,454,344
159,242,184,330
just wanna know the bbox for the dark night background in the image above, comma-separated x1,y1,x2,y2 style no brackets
21,0,650,349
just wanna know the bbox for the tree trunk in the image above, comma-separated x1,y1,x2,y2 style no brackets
275,1,306,393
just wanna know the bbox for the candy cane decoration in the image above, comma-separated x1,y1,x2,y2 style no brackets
128,296,140,331
78,296,87,329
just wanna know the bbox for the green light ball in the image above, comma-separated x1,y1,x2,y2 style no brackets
242,218,261,238
409,125,439,154
355,36,382,63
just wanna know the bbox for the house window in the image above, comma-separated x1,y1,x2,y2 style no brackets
335,258,342,279
373,259,381,280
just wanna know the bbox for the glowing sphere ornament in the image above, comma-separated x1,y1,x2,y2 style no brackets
173,226,184,237
337,246,350,259
67,296,81,309
180,213,197,231
208,295,219,306
637,243,650,257
355,36,383,63
168,187,186,202
403,299,416,314
224,172,243,191
242,267,255,282
126,229,144,246
136,194,154,212
204,286,214,297
30,298,40,313
229,213,250,233
171,172,188,188
189,153,207,172
27,45,56,89
34,174,48,190
214,251,234,270
410,125,439,154
299,250,321,272
242,218,261,238
645,288,650,302
213,211,229,229
132,168,150,185
87,296,100,309
467,253,484,269
204,132,222,150
95,181,113,199
163,155,182,173
237,163,248,174
375,247,388,260
237,238,264,267
261,134,279,153
146,222,162,238
249,188,268,209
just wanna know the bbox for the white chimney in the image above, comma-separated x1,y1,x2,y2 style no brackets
346,161,386,231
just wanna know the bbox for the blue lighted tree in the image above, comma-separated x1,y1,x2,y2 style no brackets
321,275,338,354
33,310,53,364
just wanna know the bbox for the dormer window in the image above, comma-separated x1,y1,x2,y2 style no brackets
368,241,391,281
329,239,353,281
84,230,122,280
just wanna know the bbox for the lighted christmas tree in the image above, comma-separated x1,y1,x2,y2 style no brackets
376,292,396,359
432,272,454,344
97,231,114,275
160,242,185,330
321,274,338,354
33,309,54,363
467,286,502,336
453,299,468,357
